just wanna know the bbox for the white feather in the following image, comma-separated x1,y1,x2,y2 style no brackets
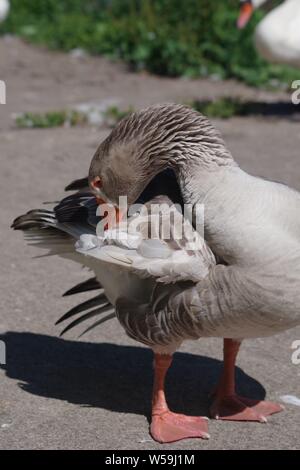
75,203,215,287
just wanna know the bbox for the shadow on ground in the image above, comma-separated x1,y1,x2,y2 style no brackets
194,99,300,121
0,332,266,418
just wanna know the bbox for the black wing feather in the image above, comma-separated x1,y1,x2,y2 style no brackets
56,293,108,325
65,177,89,192
63,277,101,297
59,304,115,337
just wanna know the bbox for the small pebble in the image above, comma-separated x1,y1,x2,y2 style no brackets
280,395,300,406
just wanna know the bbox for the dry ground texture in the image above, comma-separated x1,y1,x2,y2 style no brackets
0,37,300,450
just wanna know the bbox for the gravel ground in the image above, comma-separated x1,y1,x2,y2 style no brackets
0,37,299,450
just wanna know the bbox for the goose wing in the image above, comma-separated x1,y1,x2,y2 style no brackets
12,182,116,337
12,186,215,343
75,196,216,347
77,195,215,284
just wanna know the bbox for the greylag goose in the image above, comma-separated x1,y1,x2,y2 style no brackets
12,187,214,443
89,103,300,425
238,0,300,68
13,103,299,442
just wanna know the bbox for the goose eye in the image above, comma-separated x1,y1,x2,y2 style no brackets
90,176,102,190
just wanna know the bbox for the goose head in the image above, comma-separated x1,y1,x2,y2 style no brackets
237,0,267,29
89,103,234,216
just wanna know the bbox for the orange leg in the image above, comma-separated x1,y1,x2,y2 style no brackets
150,354,209,443
210,339,284,422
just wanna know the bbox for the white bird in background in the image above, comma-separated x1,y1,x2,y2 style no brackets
238,0,300,68
0,0,9,23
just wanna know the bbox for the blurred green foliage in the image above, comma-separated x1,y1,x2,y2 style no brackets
15,105,134,128
103,105,135,127
191,98,246,119
1,0,297,87
15,110,87,128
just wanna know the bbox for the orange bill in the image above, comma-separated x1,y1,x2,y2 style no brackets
95,196,125,230
237,2,254,29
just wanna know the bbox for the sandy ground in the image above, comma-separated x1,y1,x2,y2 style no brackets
0,37,300,450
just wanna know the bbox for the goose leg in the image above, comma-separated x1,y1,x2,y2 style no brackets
150,353,209,443
210,338,284,422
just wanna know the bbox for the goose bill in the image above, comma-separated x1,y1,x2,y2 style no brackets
237,1,254,29
95,196,125,229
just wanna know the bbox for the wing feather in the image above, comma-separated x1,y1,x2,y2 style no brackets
63,277,101,296
59,304,115,337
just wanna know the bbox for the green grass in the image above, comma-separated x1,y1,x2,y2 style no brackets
15,99,300,129
15,110,87,128
190,98,244,119
0,0,298,88
15,105,134,129
103,105,134,127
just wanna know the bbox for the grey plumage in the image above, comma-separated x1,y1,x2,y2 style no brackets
89,103,235,208
12,184,215,348
13,102,300,351
73,195,216,351
88,102,300,341
13,102,298,433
